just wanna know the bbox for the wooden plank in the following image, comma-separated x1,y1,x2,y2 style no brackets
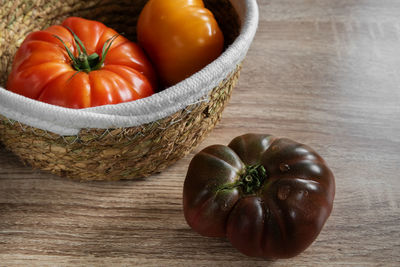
1,0,399,265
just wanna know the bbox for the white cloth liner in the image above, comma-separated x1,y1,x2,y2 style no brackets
0,0,259,136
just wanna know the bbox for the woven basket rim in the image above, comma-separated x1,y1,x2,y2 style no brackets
0,0,259,136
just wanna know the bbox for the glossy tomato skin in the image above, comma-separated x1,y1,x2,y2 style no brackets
183,144,243,237
183,134,335,259
137,0,224,87
7,17,157,108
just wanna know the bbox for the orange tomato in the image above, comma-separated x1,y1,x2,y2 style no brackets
137,0,224,87
7,17,157,108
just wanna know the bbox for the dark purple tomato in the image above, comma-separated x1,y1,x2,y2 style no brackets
183,134,335,259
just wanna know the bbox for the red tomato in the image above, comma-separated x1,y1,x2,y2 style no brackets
7,17,157,108
137,0,224,87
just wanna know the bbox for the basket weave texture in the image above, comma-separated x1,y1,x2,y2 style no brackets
0,0,241,181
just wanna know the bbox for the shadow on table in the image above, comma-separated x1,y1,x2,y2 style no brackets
0,146,273,264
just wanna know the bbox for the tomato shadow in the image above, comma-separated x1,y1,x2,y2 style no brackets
0,147,273,263
168,228,276,264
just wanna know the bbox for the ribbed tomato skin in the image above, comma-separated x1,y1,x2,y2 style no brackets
183,134,335,259
7,17,157,108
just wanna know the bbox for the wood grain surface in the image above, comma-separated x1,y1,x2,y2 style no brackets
1,0,400,266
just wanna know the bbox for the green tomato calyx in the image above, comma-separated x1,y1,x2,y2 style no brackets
218,164,267,195
239,164,267,195
54,27,119,73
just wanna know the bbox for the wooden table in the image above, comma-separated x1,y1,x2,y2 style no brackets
1,0,399,266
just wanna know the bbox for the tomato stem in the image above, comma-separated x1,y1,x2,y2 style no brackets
238,164,267,195
78,54,91,73
54,29,119,73
218,164,267,195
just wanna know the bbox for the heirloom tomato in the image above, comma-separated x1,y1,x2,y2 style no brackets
7,17,157,108
137,0,224,87
183,134,335,259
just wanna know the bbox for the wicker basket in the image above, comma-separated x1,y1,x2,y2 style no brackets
0,0,258,181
